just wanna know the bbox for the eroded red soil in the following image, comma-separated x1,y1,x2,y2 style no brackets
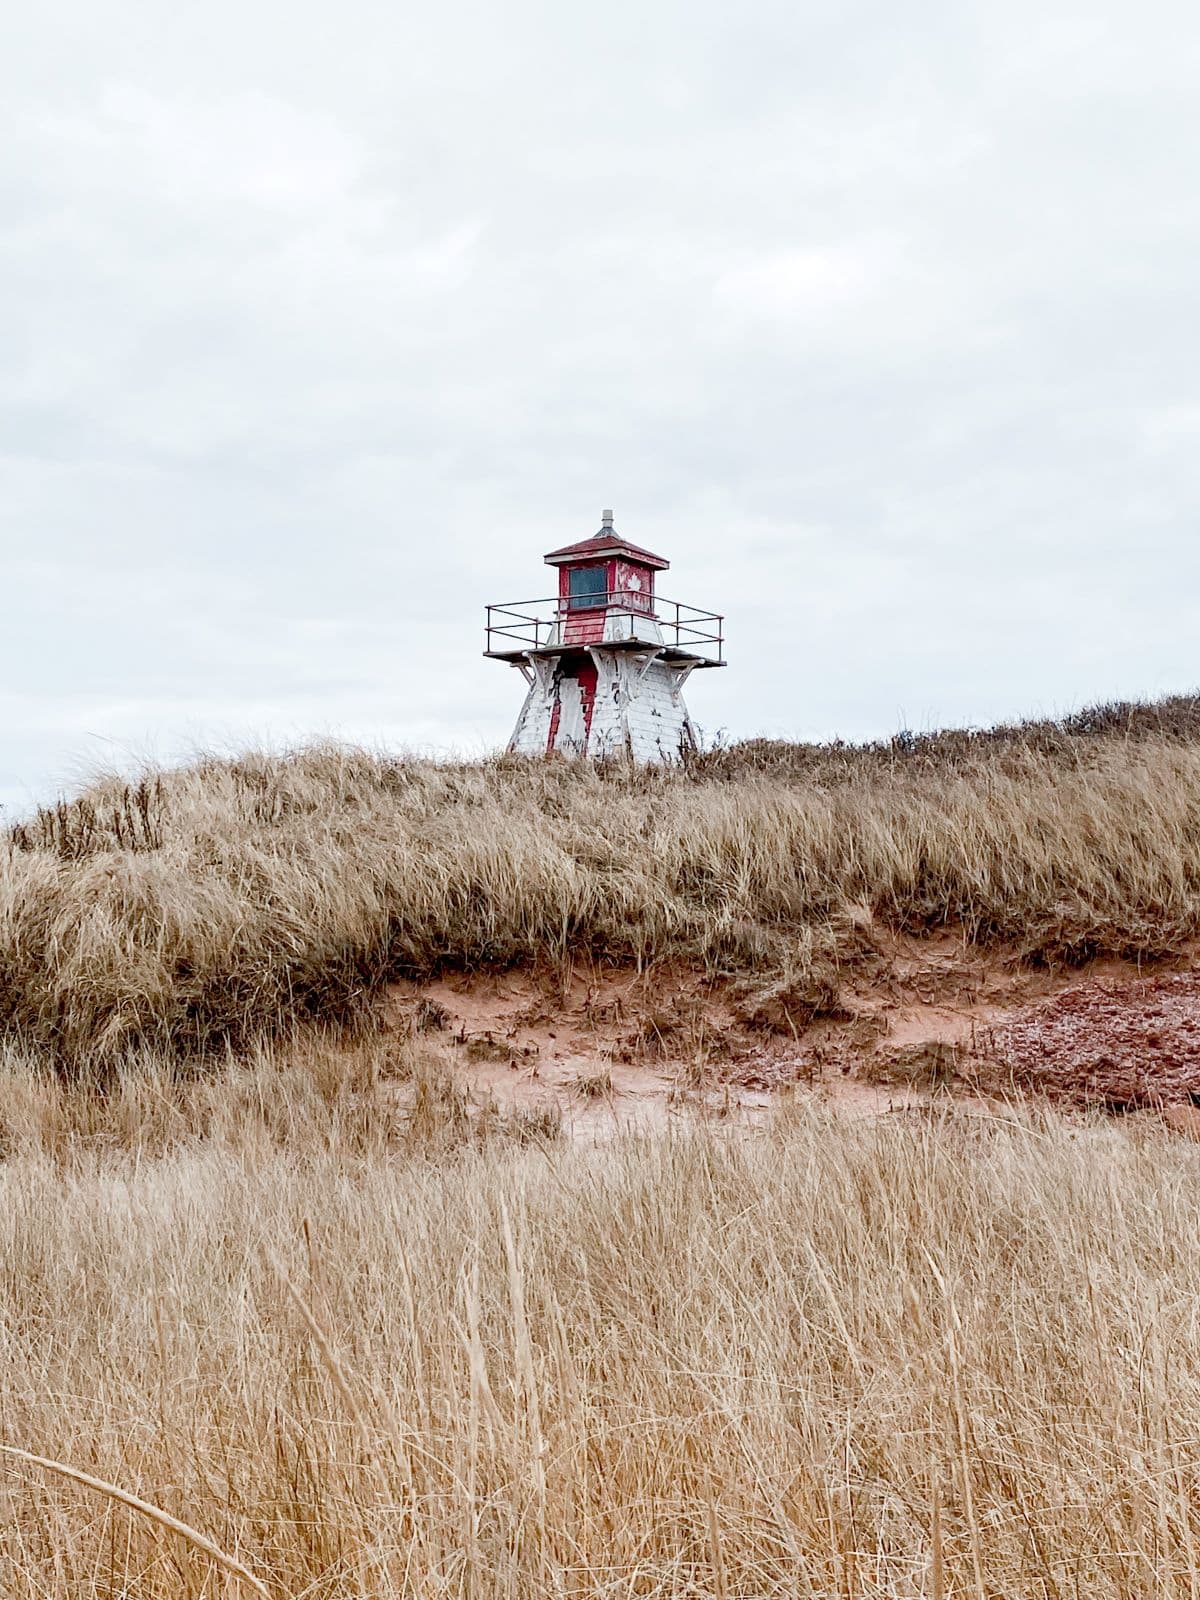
990,972,1200,1107
384,930,1200,1137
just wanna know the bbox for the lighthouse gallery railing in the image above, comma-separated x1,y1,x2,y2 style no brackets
484,594,724,665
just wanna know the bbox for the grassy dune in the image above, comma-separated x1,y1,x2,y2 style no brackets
5,696,1200,1072
2,1060,1199,1597
5,703,1200,1596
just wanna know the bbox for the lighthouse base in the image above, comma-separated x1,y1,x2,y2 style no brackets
508,650,699,764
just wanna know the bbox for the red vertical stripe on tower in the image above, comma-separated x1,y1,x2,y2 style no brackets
578,660,599,744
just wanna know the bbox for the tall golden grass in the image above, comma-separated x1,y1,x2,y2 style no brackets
6,702,1200,1070
2,1050,1200,1597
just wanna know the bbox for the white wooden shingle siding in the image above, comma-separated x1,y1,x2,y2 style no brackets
509,650,697,763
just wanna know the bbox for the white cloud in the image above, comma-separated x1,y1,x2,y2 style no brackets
1140,407,1200,452
2,0,1200,806
712,245,881,318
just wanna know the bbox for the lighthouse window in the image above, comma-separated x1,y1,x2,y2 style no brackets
567,565,608,610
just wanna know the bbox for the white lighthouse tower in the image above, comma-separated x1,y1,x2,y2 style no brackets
485,511,725,762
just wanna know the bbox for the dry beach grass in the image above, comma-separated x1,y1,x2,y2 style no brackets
7,700,1200,1595
6,695,1200,1073
4,1059,1200,1597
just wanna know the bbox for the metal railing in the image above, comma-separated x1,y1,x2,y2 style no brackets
484,593,725,664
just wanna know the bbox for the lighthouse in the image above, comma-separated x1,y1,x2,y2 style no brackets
485,511,725,762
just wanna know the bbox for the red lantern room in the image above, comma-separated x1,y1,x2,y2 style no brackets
544,511,669,646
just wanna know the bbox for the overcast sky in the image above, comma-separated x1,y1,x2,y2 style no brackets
3,0,1199,810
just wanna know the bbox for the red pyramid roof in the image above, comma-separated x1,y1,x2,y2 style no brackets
544,528,669,571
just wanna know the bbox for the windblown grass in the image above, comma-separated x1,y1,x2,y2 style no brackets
5,695,1200,1072
2,1069,1200,1597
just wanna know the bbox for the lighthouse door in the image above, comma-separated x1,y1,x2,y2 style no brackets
553,676,586,754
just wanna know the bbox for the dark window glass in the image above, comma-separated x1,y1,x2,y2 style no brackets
567,565,608,610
